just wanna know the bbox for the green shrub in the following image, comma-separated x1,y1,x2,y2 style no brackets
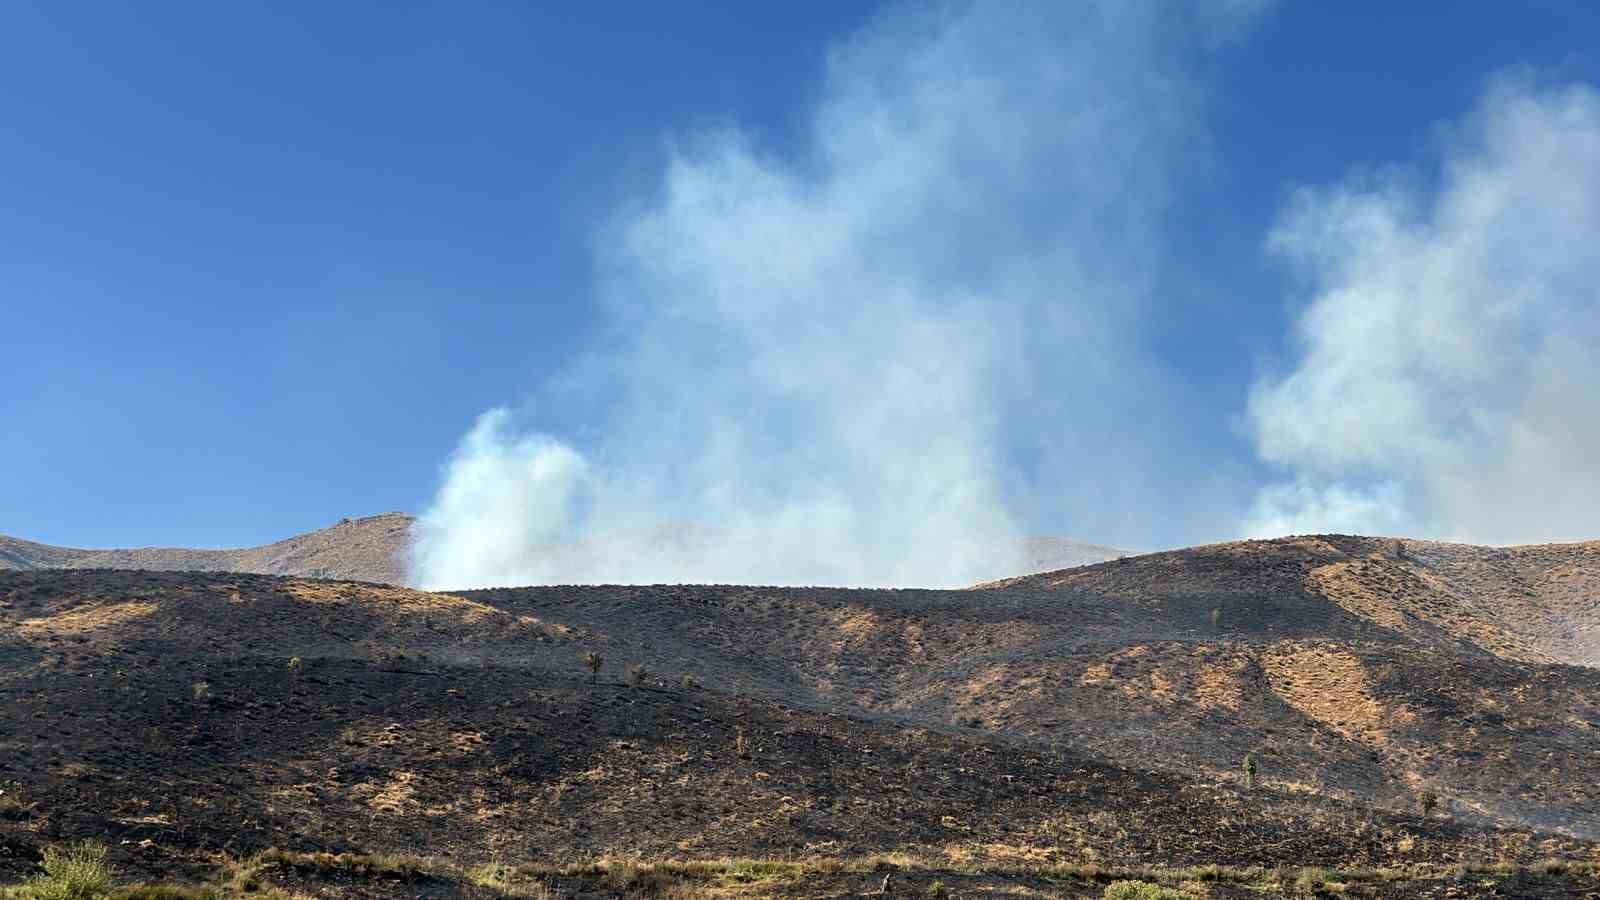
1532,858,1570,876
285,657,303,696
1294,867,1332,893
1104,881,1187,900
22,842,113,899
625,664,648,688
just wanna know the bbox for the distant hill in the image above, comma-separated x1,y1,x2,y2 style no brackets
0,512,412,584
0,514,1126,586
1019,535,1130,572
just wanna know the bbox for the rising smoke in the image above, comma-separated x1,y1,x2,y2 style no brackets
412,1,1261,589
416,8,1600,590
1247,74,1600,543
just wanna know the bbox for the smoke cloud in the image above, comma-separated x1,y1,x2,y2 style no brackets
413,1,1259,589
1247,75,1600,543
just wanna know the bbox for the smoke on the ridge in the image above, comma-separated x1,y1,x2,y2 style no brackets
412,1,1264,589
1247,74,1600,543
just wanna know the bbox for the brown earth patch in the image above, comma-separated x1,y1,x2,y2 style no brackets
1261,641,1408,746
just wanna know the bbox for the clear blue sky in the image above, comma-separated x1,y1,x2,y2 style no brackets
6,1,1600,552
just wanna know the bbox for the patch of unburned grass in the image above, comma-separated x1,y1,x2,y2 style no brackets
9,842,1600,899
8,842,112,900
1104,881,1189,899
249,848,445,880
510,856,808,892
112,888,221,900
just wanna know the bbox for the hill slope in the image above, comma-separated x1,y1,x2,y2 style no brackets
0,516,1128,587
970,535,1600,832
0,514,412,584
3,565,1599,897
4,532,1600,895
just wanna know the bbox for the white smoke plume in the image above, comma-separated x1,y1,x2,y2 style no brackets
1247,74,1600,543
413,1,1262,589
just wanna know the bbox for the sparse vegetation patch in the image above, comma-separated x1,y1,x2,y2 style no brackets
11,842,111,900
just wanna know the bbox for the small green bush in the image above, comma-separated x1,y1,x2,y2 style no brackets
1104,881,1187,900
1533,859,1572,876
22,842,113,900
1294,867,1332,893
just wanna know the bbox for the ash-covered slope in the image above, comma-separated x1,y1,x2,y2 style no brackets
985,533,1600,665
3,565,1597,894
5,531,1600,849
966,534,1600,834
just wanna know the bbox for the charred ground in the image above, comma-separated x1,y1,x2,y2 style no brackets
3,533,1600,896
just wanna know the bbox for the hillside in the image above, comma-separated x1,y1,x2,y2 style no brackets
0,517,1127,588
983,534,1600,665
0,513,412,585
969,535,1600,836
1020,535,1131,573
4,533,1600,896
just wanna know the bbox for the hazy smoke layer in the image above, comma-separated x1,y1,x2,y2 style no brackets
1248,76,1600,542
414,2,1254,588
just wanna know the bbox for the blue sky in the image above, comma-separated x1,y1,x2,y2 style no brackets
3,0,875,547
6,1,1600,583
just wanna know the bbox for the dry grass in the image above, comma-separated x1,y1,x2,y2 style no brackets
13,849,1596,899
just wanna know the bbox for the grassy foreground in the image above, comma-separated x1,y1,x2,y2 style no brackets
5,844,1600,899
